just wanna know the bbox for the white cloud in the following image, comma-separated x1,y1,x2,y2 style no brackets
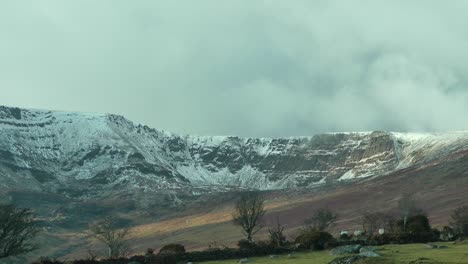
1,1,468,136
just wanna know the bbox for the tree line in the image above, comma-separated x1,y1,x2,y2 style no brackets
231,192,468,249
1,192,468,261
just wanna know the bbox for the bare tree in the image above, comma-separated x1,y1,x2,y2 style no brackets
450,205,468,238
86,248,99,261
398,194,422,231
89,217,130,258
304,208,337,232
232,192,266,242
268,216,286,247
361,212,389,236
0,204,39,258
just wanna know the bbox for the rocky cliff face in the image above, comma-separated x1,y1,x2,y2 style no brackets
1,106,468,202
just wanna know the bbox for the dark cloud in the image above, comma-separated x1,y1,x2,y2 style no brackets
1,1,468,137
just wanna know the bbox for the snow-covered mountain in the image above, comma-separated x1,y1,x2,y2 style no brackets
5,105,468,260
1,105,468,202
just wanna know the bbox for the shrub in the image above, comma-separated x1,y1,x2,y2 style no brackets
294,230,337,250
431,228,441,242
145,248,156,263
145,254,177,264
146,248,155,255
237,239,255,251
236,239,290,256
159,244,186,255
339,233,350,241
440,226,456,241
392,214,437,243
368,233,393,245
268,217,287,247
404,215,431,233
31,257,62,264
369,230,439,245
451,205,468,238
378,233,408,245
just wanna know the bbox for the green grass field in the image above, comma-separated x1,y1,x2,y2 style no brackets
202,242,468,264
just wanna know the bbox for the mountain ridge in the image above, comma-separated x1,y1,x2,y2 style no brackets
3,105,468,260
2,105,468,197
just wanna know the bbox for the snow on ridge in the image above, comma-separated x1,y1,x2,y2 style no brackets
391,131,468,169
4,105,468,192
4,106,468,142
391,131,468,142
338,170,355,181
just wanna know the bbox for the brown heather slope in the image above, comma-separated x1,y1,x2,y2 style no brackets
53,149,468,260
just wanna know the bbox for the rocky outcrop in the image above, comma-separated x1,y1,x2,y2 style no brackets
1,106,468,201
330,245,362,256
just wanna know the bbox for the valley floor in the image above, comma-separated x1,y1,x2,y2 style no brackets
202,242,468,264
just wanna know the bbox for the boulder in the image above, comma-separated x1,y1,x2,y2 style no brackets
239,258,251,264
359,246,376,253
425,243,448,249
359,251,380,257
330,245,362,256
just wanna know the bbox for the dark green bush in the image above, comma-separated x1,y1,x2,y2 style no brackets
30,245,289,264
237,239,255,251
31,257,63,264
431,228,441,242
339,233,350,241
234,239,291,257
440,226,456,241
159,244,186,255
367,229,440,245
145,254,177,264
295,230,337,250
389,214,438,243
396,214,430,233
450,205,468,238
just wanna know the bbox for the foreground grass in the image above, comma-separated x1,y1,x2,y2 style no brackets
202,242,468,264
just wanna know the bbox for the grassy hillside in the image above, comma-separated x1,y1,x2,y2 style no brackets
202,243,468,264
13,158,468,261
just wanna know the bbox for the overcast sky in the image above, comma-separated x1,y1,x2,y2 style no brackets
1,1,468,137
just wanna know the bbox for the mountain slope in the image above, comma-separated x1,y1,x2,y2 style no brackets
2,105,468,260
2,105,468,198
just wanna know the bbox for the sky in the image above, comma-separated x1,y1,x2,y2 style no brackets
1,1,468,137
